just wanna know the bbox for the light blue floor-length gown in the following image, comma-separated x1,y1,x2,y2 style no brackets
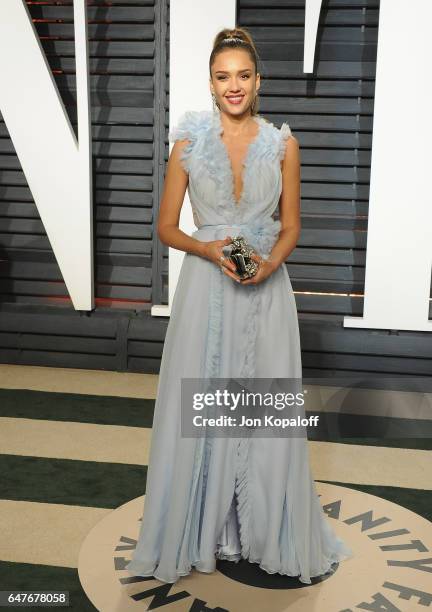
125,109,353,584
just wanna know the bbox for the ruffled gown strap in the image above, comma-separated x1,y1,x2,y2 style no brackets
278,122,293,161
168,110,214,173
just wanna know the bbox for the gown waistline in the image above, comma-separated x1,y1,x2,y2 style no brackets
194,218,281,258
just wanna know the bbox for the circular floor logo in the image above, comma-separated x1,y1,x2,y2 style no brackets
78,482,432,611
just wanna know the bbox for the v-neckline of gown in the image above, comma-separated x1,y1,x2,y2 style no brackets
215,111,263,208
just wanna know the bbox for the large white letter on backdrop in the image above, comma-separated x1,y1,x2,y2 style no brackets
151,0,236,316
0,0,93,310
343,0,432,332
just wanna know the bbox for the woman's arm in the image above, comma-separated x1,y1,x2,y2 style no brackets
157,139,206,257
157,140,238,276
267,135,301,270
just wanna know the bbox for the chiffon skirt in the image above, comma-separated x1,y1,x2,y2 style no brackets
126,233,352,584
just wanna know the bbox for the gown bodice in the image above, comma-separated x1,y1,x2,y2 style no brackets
169,110,292,230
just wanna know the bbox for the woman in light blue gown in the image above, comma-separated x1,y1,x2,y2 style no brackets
126,27,352,585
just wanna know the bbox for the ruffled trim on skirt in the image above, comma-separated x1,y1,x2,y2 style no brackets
125,503,353,585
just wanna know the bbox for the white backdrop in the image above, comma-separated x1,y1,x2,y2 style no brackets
0,0,431,331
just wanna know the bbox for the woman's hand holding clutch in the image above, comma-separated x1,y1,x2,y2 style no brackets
201,236,243,282
239,252,279,285
200,235,279,285
225,236,280,285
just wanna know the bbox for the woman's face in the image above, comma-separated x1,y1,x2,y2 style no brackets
210,48,260,116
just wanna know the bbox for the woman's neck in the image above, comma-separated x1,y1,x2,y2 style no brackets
219,110,257,137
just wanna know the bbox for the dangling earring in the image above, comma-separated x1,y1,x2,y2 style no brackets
251,94,258,115
211,93,220,112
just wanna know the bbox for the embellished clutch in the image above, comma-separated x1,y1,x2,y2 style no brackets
227,236,259,280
